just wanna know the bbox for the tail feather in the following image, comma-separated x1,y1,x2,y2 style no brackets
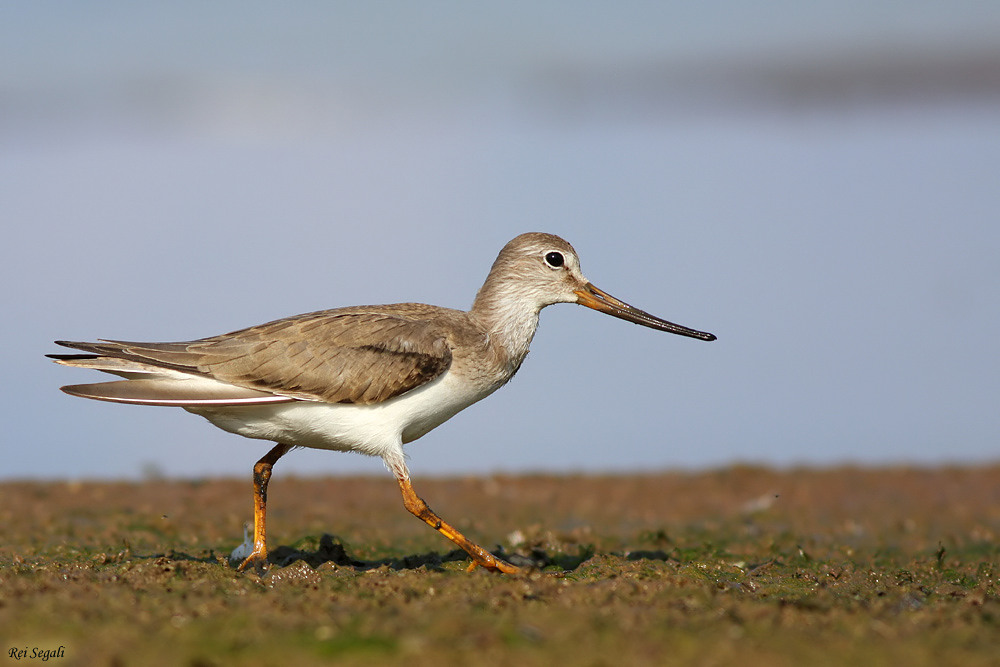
60,378,297,407
50,340,299,406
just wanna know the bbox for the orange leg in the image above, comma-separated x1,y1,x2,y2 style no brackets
397,476,523,575
237,442,292,574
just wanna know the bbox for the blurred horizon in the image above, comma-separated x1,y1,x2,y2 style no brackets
6,3,1000,143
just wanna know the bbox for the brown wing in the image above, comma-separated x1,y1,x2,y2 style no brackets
55,309,454,405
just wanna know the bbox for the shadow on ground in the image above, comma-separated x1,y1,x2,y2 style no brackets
251,534,605,573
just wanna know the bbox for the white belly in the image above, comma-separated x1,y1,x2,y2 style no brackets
186,369,495,460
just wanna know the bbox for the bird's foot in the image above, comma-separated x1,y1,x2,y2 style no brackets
467,552,524,576
235,550,271,576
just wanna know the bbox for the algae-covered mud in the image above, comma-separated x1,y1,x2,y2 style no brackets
2,467,999,666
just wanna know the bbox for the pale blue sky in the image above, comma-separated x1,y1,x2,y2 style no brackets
4,2,999,479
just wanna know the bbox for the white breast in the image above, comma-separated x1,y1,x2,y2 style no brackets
186,368,498,460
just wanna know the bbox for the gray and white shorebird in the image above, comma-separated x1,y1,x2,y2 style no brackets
49,232,715,575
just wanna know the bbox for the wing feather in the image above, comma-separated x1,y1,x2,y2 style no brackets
53,308,455,405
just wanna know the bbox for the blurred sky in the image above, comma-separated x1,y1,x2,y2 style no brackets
3,2,1000,480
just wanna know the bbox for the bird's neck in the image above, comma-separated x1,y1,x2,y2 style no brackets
469,279,543,372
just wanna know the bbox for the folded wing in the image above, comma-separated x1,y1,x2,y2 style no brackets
50,309,454,406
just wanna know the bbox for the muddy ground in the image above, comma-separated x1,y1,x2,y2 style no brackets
2,466,999,666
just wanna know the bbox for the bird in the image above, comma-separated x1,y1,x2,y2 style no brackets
49,232,715,575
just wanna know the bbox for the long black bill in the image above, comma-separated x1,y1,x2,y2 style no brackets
574,283,716,341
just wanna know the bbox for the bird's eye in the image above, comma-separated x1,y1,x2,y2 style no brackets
544,251,564,268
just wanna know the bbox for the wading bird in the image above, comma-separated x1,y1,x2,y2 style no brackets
50,232,715,575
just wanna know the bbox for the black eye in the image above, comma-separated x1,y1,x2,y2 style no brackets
544,251,564,268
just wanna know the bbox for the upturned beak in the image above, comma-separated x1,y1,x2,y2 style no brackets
574,283,716,341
